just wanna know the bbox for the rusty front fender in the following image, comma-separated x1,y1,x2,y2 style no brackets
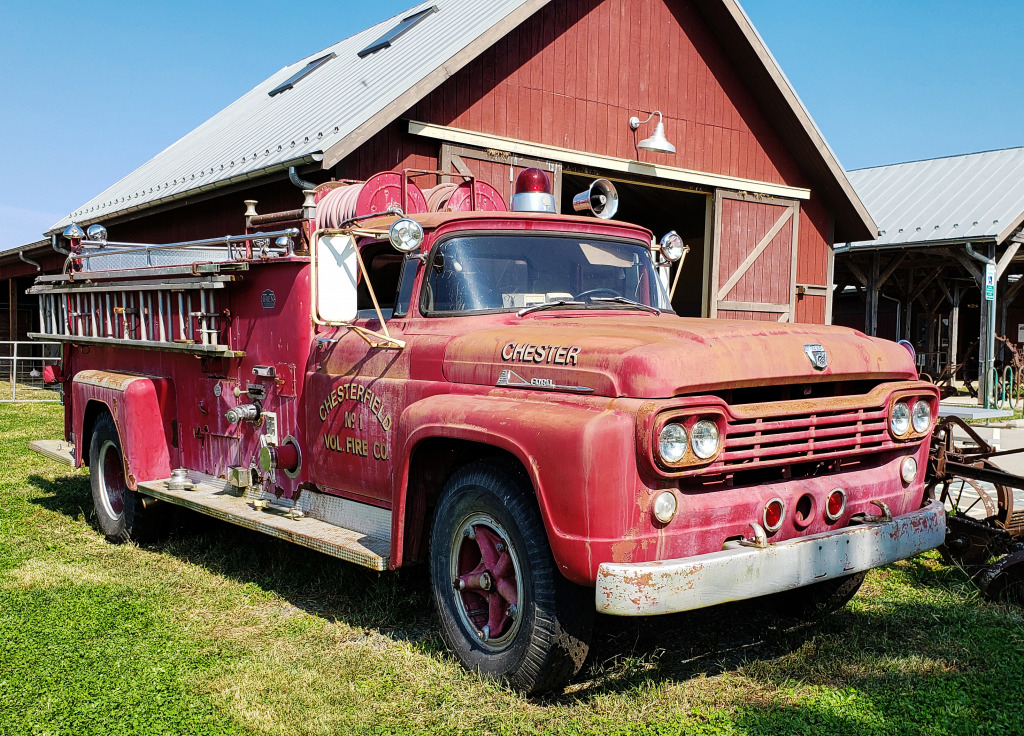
391,392,646,582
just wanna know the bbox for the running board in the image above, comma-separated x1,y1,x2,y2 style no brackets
29,439,76,467
137,472,390,571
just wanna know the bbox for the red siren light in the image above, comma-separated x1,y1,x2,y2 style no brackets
515,168,551,194
511,168,557,213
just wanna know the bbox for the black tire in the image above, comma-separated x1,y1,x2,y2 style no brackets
88,413,164,543
429,461,592,694
766,571,866,622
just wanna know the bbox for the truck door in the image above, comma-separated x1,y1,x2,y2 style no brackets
306,241,413,504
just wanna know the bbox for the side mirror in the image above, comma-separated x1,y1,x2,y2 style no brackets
314,233,358,323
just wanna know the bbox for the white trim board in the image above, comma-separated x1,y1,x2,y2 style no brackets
408,120,811,201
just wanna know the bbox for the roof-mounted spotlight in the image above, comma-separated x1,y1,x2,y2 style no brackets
629,111,676,154
86,224,108,244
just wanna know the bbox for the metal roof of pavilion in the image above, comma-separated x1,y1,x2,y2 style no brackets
50,0,875,242
838,146,1024,251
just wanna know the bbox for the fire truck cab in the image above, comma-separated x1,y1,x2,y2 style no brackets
29,170,945,693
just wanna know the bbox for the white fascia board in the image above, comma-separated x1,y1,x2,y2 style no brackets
408,121,811,201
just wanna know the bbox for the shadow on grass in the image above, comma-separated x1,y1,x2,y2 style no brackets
27,472,434,637
27,472,92,522
27,472,1010,712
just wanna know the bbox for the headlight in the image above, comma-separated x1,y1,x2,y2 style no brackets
890,401,911,437
690,420,720,460
912,400,931,433
658,423,688,464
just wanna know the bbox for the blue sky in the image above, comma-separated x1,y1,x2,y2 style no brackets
2,0,1022,250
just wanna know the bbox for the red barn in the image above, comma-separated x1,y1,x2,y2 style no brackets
8,0,874,337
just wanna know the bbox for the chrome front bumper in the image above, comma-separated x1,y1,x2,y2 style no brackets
596,500,945,616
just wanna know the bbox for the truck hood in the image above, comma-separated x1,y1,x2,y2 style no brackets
441,314,916,399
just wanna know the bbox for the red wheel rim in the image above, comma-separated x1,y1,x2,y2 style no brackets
450,514,523,651
97,439,126,519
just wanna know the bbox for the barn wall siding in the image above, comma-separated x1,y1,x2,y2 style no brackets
69,0,837,326
337,0,833,324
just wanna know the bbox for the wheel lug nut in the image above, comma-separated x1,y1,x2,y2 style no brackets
506,604,518,618
480,625,490,641
463,527,476,540
495,542,505,553
455,578,465,590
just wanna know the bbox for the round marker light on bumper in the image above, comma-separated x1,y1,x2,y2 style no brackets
763,498,785,533
690,419,720,460
658,423,688,464
912,399,931,433
652,491,678,524
388,218,424,253
890,401,911,437
901,456,918,483
825,488,846,522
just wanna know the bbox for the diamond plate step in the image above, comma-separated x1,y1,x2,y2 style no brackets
137,471,389,571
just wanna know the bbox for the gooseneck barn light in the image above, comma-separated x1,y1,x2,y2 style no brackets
629,111,676,154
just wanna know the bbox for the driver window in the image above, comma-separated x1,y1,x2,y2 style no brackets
356,243,404,320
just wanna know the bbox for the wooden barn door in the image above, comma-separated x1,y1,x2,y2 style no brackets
440,143,562,210
710,191,800,322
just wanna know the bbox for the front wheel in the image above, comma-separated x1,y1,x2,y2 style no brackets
89,413,164,543
766,571,867,622
429,461,592,693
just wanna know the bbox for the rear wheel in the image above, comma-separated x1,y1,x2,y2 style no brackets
429,461,592,693
89,413,163,543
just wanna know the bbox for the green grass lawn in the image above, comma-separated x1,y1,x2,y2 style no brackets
2,402,1023,735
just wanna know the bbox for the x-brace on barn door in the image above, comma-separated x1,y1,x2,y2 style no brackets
710,191,800,322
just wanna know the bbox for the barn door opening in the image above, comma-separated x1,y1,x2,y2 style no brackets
560,174,710,317
711,191,799,322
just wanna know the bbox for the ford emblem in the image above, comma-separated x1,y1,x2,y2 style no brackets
804,344,828,370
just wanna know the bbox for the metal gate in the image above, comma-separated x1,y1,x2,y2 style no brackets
0,341,61,402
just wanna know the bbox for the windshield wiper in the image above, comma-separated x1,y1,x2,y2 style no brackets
517,299,586,317
590,296,661,315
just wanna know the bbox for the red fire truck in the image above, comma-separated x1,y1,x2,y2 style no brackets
29,169,945,693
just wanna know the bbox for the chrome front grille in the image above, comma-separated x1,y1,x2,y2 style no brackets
718,406,896,471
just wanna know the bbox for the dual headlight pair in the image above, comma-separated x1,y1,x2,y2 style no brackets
657,417,722,467
890,398,932,438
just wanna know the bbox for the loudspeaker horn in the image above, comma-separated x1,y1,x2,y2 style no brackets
572,178,619,219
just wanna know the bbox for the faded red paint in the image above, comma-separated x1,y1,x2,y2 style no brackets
52,202,935,593
71,371,178,489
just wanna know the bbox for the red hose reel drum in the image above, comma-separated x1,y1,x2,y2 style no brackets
425,180,507,212
314,172,428,229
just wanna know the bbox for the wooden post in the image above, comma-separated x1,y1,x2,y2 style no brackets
949,286,960,380
8,278,15,343
865,253,880,336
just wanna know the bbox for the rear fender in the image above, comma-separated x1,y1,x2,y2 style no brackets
72,370,179,489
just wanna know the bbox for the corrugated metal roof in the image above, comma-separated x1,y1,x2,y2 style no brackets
52,0,541,232
51,0,875,243
839,147,1024,250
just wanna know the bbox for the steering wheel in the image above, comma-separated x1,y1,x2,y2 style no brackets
573,288,621,302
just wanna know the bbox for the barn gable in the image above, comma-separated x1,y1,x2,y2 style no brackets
38,0,874,328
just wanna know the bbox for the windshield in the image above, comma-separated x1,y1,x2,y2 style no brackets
421,234,672,315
